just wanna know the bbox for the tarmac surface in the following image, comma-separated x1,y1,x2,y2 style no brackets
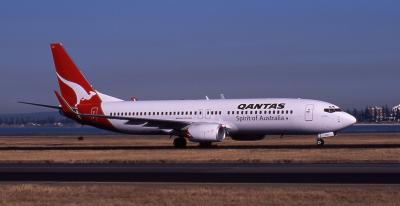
0,163,400,183
1,143,400,150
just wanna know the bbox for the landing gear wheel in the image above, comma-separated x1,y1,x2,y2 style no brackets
173,137,187,148
316,138,325,146
199,142,212,148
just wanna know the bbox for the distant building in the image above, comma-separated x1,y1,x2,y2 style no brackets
392,104,400,122
367,106,384,122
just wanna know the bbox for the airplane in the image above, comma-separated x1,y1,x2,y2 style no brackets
20,43,357,148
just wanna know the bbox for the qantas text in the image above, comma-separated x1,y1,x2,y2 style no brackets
237,103,285,110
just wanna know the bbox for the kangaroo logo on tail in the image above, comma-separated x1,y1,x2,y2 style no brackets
56,72,97,107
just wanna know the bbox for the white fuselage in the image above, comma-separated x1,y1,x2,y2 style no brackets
100,98,356,137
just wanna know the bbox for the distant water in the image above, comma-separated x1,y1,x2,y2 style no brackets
341,124,400,133
0,124,400,136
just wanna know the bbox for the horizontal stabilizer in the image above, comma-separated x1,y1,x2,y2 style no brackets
18,101,61,109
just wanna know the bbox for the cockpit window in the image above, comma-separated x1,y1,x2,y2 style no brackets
324,108,342,113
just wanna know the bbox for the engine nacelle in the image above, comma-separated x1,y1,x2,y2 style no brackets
186,124,226,142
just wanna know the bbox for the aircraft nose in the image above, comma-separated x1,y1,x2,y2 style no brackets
344,113,357,126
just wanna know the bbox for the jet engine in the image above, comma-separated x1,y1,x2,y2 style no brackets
186,123,226,142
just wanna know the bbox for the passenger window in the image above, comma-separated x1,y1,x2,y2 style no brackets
227,111,230,115
194,111,197,115
277,111,280,114
273,111,275,114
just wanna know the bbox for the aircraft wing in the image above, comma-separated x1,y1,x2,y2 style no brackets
77,113,191,130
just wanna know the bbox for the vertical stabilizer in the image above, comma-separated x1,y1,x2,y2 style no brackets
50,43,101,107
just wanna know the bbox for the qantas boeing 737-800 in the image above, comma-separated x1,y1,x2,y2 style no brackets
20,43,356,148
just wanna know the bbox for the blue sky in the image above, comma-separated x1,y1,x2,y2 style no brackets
1,0,400,113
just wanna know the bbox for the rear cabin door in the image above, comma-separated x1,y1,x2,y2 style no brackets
90,107,99,121
305,104,314,121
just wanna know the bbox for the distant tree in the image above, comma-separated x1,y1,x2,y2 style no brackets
364,106,372,122
351,108,360,121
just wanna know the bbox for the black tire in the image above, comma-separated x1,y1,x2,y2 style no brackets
173,138,187,148
317,138,325,146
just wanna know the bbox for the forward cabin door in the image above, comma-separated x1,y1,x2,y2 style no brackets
305,104,314,121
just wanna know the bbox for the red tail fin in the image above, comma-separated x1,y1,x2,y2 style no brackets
51,43,101,107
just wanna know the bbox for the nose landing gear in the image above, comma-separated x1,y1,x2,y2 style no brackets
316,132,335,147
316,138,325,146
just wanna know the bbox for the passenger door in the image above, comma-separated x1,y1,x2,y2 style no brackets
305,104,314,121
90,107,99,120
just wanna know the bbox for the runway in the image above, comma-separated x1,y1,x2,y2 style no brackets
0,163,400,183
1,143,400,150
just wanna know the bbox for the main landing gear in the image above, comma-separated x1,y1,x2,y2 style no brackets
173,137,187,148
316,138,325,146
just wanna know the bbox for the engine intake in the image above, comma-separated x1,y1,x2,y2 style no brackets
186,123,226,142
